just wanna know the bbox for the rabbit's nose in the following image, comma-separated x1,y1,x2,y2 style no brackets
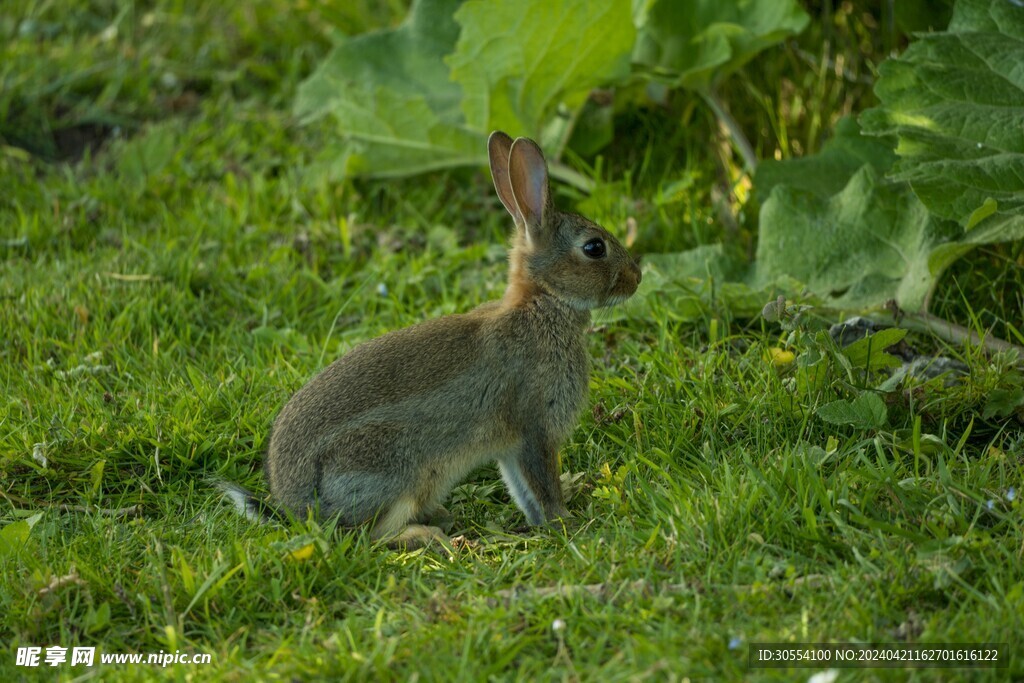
632,259,642,284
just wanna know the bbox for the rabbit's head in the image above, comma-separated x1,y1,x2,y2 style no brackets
488,132,641,310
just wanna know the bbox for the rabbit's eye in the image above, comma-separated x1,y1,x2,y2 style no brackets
582,239,606,259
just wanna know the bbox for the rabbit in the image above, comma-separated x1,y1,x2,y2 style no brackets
222,131,641,548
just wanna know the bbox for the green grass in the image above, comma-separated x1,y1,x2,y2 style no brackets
2,1,1022,681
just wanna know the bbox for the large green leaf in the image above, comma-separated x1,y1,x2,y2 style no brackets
754,117,896,203
632,0,809,91
294,0,482,178
294,0,635,180
860,0,1024,240
747,0,1023,316
447,0,635,153
754,165,958,312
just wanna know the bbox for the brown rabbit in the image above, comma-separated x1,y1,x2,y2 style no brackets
222,131,641,547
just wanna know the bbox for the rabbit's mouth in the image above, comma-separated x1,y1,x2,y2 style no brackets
604,266,642,305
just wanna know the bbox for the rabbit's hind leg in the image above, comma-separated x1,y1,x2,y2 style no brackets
416,505,453,534
372,495,450,550
385,524,449,550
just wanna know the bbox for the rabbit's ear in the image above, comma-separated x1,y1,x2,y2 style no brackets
508,137,550,242
488,132,521,226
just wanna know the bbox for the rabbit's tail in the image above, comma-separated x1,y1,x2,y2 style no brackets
216,480,282,524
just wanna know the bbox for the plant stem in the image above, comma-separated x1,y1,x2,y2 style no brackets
702,89,758,173
898,310,1024,356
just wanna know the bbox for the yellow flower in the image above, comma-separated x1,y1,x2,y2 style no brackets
767,347,795,367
